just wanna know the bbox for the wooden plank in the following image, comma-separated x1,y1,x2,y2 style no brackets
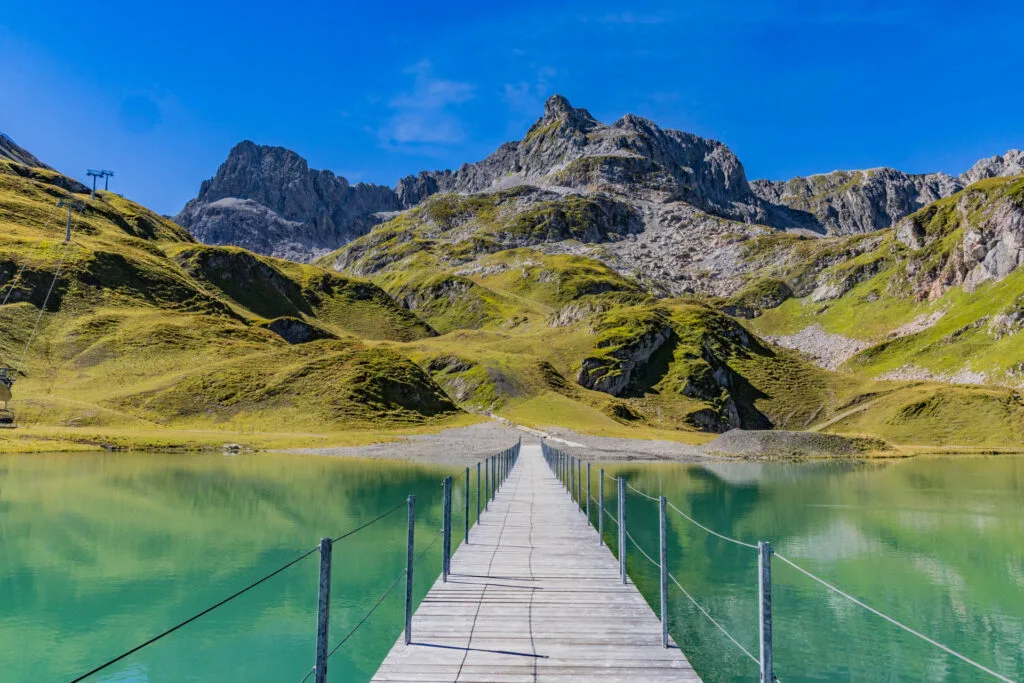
372,444,701,682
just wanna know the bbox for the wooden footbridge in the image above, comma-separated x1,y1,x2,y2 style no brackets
372,443,700,682
65,439,1015,683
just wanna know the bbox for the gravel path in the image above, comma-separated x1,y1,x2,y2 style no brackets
284,420,710,464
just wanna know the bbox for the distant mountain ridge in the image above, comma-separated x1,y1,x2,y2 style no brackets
174,97,1022,263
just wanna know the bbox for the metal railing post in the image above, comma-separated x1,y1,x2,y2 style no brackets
577,460,582,509
405,496,415,645
618,477,627,584
314,537,332,683
442,477,452,582
598,469,605,545
484,458,489,511
586,462,591,525
476,462,481,520
571,455,576,502
659,496,668,648
759,542,774,683
464,467,470,543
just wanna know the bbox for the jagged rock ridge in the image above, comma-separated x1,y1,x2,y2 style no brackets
175,141,405,262
396,94,797,228
750,168,965,235
0,133,50,169
961,150,1024,184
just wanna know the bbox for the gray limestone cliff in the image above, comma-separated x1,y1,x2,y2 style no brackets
175,141,403,262
750,168,964,235
961,150,1024,184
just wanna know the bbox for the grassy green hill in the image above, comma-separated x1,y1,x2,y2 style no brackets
317,178,1024,451
3,157,1023,453
0,160,462,451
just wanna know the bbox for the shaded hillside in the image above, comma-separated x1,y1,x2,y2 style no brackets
0,158,456,437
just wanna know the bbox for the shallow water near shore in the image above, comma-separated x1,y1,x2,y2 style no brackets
594,455,1024,682
2,450,1023,682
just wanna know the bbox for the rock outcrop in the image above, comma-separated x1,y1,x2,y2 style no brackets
961,150,1024,184
0,133,50,169
577,323,672,396
259,316,336,344
396,95,786,227
175,141,403,262
895,178,1024,299
750,168,964,235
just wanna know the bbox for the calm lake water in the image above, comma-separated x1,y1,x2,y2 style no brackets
0,452,470,682
592,456,1024,683
1,451,1022,682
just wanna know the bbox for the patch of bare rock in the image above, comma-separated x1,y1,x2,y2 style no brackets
704,429,890,458
767,324,869,370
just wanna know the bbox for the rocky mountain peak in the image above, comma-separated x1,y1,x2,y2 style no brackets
532,94,599,133
176,141,401,262
961,149,1024,184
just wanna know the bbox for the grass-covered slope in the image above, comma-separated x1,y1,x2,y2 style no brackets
322,202,848,440
315,172,1024,450
0,160,458,450
729,176,1024,447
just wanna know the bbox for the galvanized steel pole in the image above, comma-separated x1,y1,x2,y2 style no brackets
571,455,576,502
464,467,470,543
405,496,415,645
314,537,332,683
598,469,605,545
618,477,627,584
759,542,774,683
476,462,481,521
484,459,489,511
442,477,452,582
577,460,582,509
586,462,591,525
659,496,668,648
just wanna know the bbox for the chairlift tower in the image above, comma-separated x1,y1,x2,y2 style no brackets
100,169,114,191
86,170,103,200
57,198,84,242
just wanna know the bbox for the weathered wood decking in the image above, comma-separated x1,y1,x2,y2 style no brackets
372,444,701,682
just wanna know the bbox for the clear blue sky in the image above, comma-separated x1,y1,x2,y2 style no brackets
1,1,1021,216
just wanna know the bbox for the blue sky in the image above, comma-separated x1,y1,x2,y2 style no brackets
1,1,1021,216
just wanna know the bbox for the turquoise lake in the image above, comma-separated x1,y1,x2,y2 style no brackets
1,451,1022,681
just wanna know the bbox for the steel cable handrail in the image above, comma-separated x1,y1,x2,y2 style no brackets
773,552,1015,683
332,503,405,542
667,572,760,666
665,501,758,550
69,543,321,683
601,505,619,526
625,529,660,569
298,528,446,683
69,502,410,683
625,481,660,502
